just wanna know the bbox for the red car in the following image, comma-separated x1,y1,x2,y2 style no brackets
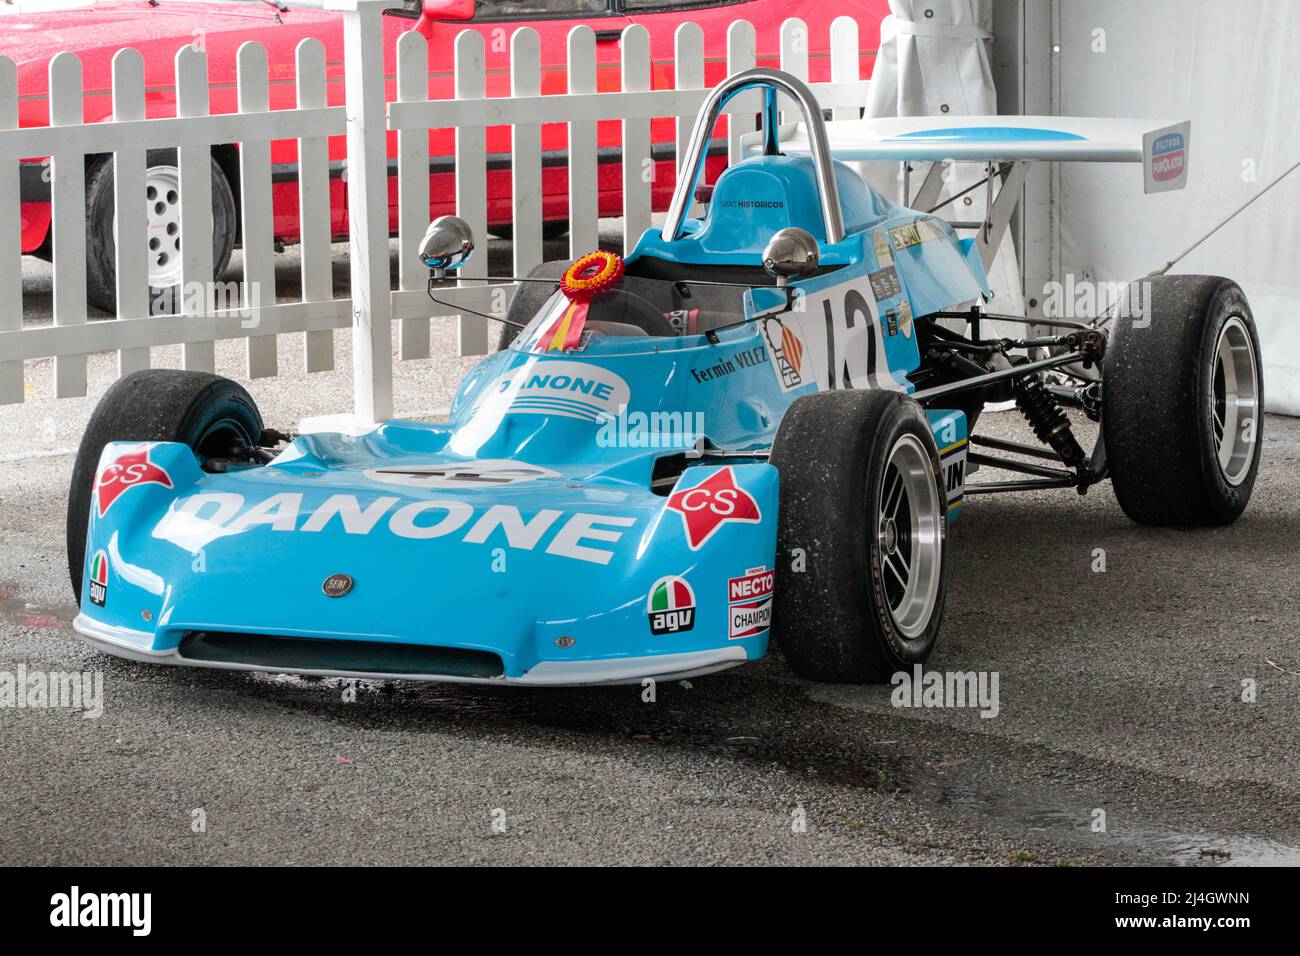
6,0,885,311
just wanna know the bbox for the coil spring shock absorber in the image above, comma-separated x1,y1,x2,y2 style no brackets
1013,372,1086,470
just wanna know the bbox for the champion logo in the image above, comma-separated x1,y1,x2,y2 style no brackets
727,565,774,640
88,550,109,607
646,575,696,635
95,446,173,517
665,467,762,550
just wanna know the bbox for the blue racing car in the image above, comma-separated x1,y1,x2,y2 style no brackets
67,69,1263,685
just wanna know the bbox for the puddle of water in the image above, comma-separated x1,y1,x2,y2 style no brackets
908,768,1300,866
0,587,77,630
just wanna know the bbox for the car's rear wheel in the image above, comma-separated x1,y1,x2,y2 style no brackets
85,149,238,315
1103,275,1263,525
770,389,948,683
496,259,570,351
67,370,263,601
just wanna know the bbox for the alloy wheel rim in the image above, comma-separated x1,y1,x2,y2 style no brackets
876,433,943,639
1211,316,1259,486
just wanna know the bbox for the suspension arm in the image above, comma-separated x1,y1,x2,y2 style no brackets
910,350,1086,405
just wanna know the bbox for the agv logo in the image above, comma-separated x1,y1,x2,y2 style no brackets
647,576,696,636
88,550,109,607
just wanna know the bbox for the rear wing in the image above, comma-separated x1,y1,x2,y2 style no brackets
773,116,1191,193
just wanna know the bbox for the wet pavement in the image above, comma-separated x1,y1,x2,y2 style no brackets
1,413,1298,864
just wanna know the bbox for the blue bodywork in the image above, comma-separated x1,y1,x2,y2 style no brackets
75,146,983,686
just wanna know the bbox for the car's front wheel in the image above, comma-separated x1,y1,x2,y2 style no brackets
67,370,263,601
770,389,949,683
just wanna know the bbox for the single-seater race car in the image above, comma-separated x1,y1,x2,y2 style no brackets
67,69,1263,685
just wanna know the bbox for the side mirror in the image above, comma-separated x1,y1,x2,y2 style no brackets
419,215,474,277
762,227,819,286
421,0,475,21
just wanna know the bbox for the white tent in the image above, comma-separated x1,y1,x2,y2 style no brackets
1053,0,1300,414
861,0,1026,321
860,0,1298,415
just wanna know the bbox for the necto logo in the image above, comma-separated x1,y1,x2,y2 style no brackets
88,550,109,607
728,565,774,639
647,575,695,635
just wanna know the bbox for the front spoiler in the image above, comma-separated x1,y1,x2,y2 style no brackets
74,614,748,687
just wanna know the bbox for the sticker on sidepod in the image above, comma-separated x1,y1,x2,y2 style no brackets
868,266,902,302
941,438,968,513
95,445,174,517
88,550,109,607
872,227,893,266
646,575,696,636
728,565,774,639
889,218,945,250
761,318,805,393
897,298,914,339
665,466,762,550
473,360,630,423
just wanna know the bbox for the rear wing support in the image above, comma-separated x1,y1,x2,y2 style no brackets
903,159,1029,273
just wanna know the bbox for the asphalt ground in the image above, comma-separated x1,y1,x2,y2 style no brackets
1,238,1298,866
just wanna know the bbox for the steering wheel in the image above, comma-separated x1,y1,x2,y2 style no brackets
584,290,677,338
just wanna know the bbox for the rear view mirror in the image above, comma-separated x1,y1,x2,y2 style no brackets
762,227,820,285
420,216,475,276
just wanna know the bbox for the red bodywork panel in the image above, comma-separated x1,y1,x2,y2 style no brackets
5,0,886,254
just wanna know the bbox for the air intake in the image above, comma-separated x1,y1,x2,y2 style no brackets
178,632,504,679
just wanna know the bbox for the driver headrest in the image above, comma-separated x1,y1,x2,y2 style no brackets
688,154,881,256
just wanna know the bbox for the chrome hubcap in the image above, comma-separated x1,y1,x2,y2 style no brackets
1211,316,1259,486
145,166,182,288
876,434,943,638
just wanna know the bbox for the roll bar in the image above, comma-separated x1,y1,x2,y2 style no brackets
659,68,845,246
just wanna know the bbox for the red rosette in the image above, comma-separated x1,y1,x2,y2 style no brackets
560,250,625,302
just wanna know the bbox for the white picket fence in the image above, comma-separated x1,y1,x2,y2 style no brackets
0,0,870,421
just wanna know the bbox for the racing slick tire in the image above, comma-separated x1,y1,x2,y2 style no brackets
496,259,570,351
1103,275,1263,526
67,370,263,601
770,389,949,683
85,149,238,316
